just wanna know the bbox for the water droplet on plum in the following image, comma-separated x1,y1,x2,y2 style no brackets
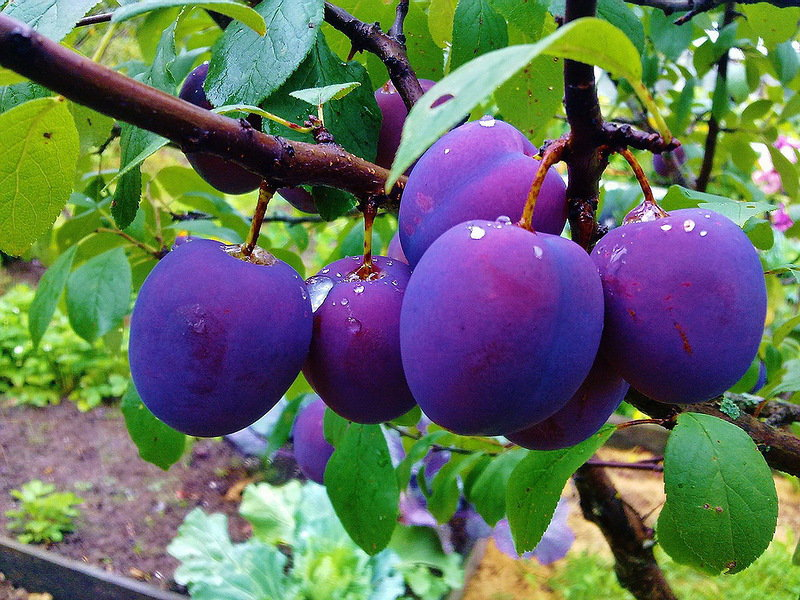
468,225,486,239
533,245,543,259
346,316,362,334
683,219,695,232
660,224,672,231
307,276,334,311
496,215,512,224
353,284,365,294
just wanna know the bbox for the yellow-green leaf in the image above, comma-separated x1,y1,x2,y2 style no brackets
0,97,79,256
112,0,267,35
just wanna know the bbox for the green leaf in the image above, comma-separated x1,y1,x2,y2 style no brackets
648,8,694,61
121,384,186,470
743,217,774,251
112,0,267,35
487,0,547,40
3,0,102,42
263,395,304,458
324,423,399,555
311,186,358,222
388,18,644,187
495,54,563,144
68,103,115,153
260,36,381,162
395,430,450,490
169,509,291,599
66,247,132,342
239,480,301,544
289,82,361,106
740,4,800,49
661,186,773,226
0,97,79,255
657,413,778,574
771,41,800,84
0,67,26,86
598,0,644,54
28,245,78,347
428,0,457,48
451,0,509,70
507,425,614,554
427,452,485,523
468,448,527,527
768,145,799,199
205,0,324,107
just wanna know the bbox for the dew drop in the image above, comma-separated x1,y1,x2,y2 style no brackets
444,148,451,154
683,219,695,232
346,316,362,334
468,225,486,239
700,230,708,237
306,276,334,312
386,260,394,266
660,224,672,231
703,213,711,219
479,118,496,128
321,268,330,274
332,301,337,306
496,215,512,225
353,284,365,294
340,298,349,306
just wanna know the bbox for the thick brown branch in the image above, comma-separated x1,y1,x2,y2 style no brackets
574,465,677,600
625,389,800,477
0,14,405,208
323,2,423,111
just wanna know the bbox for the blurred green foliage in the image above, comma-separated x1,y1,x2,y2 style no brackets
5,479,83,544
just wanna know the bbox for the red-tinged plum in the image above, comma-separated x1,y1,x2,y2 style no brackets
129,238,313,437
506,354,628,451
279,186,317,214
387,232,408,264
653,146,686,177
375,79,449,170
303,256,416,424
179,63,263,194
292,397,334,485
400,218,604,436
398,117,568,267
592,207,766,404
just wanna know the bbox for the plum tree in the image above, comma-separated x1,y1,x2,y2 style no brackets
398,117,568,267
128,238,313,437
400,218,604,436
178,63,263,195
506,354,629,451
592,207,766,404
292,397,334,485
303,255,416,424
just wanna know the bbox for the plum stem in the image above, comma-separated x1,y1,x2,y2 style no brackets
618,148,669,224
242,182,275,258
615,418,670,430
352,199,380,280
517,136,570,232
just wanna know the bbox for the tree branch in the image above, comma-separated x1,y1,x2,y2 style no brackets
696,3,736,191
0,14,405,209
323,2,423,111
624,0,795,22
625,389,800,477
574,465,677,600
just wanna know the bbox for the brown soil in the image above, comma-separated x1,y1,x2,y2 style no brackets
0,401,263,593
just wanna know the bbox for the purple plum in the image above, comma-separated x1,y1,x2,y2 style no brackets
592,208,766,404
506,354,628,450
375,79,446,170
398,117,568,267
129,238,313,437
280,186,317,214
653,146,686,177
400,218,604,436
179,63,262,194
292,397,334,484
386,232,408,264
303,255,417,424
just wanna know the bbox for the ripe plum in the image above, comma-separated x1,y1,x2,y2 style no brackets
398,117,567,267
303,256,416,424
592,207,766,404
293,397,334,484
653,146,686,177
400,218,604,436
129,238,313,436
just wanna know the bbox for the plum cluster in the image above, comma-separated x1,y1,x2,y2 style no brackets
129,87,767,453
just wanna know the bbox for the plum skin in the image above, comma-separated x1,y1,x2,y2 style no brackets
128,238,313,437
506,354,628,451
303,256,416,424
653,146,687,177
398,117,567,267
400,219,604,436
592,208,766,404
292,397,334,485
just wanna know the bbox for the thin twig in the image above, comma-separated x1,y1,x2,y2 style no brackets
586,459,664,472
95,227,162,257
75,13,112,27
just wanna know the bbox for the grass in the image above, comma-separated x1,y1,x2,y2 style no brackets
543,538,800,600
